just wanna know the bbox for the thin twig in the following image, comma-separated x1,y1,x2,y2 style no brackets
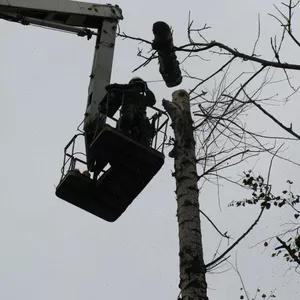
252,14,261,56
117,32,152,45
200,209,231,239
189,57,235,96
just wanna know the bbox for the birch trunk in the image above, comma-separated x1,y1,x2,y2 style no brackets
163,90,208,300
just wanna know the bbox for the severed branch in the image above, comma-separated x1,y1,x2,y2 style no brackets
118,1,300,77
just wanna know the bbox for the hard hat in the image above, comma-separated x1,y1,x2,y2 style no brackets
129,77,145,84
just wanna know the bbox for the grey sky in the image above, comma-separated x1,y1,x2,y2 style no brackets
0,0,299,299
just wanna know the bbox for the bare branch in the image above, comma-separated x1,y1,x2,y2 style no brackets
189,57,235,96
206,208,264,269
242,90,300,140
117,32,152,45
176,41,300,71
198,150,250,179
269,0,300,48
132,50,157,72
199,209,231,239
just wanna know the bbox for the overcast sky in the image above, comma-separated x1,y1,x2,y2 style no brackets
0,0,300,299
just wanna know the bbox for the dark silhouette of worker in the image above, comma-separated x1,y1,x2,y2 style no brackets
118,77,156,145
98,77,156,146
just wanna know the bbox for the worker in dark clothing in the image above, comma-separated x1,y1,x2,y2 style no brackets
97,77,156,146
118,77,156,146
99,87,123,118
94,83,124,140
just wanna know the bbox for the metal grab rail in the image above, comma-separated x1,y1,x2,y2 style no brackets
98,85,169,152
103,104,169,152
60,134,87,181
59,105,169,181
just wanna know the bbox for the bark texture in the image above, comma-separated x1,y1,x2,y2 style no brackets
163,90,208,300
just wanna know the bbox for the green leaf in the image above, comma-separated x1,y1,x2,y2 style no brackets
282,190,287,194
294,214,300,219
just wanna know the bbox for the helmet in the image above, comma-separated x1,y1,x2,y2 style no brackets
129,77,148,91
129,77,145,84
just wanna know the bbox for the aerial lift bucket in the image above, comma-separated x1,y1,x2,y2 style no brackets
55,108,168,222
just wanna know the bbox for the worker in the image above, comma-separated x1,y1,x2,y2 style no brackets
98,77,156,146
118,77,156,146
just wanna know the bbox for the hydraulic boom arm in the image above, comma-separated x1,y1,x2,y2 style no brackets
0,0,123,170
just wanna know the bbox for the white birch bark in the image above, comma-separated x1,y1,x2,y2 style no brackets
163,90,208,300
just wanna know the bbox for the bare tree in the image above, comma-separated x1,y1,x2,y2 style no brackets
119,0,300,298
163,90,208,300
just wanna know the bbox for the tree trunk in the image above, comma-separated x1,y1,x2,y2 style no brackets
163,90,208,300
